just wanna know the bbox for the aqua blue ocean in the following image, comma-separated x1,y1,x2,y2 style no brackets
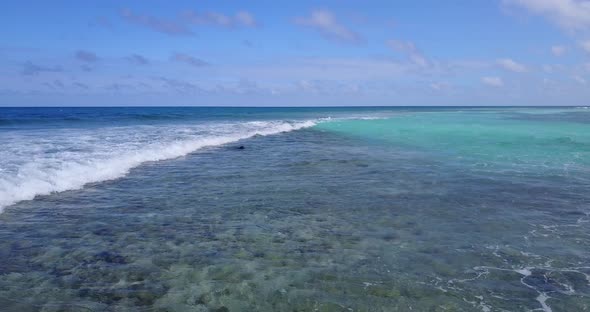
1,107,589,311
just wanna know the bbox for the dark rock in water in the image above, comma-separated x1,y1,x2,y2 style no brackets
382,232,399,241
213,306,230,312
92,227,111,236
523,270,561,292
93,251,127,264
78,287,92,298
253,251,265,258
237,145,245,150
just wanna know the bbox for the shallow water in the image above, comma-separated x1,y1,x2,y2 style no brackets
0,107,589,311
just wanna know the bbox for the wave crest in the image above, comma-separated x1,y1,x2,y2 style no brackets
0,120,316,212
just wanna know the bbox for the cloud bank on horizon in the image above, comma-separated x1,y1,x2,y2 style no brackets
1,0,590,106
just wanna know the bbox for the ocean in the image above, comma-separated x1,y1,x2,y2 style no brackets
0,107,589,311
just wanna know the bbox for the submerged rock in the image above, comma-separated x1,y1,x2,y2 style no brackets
93,251,127,264
92,227,112,236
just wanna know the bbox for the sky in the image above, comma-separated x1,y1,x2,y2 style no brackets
1,0,590,106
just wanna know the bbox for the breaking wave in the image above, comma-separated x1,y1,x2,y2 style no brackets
0,120,317,212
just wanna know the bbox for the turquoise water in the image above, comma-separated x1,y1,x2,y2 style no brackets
0,107,589,311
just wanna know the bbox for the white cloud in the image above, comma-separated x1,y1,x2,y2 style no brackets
503,0,590,32
235,11,257,27
230,58,408,81
171,53,209,67
497,58,527,72
481,76,504,87
542,64,554,73
296,80,317,92
573,75,587,84
21,61,63,76
182,10,257,28
430,82,450,91
121,8,194,36
580,40,590,53
292,79,362,95
551,45,567,56
387,40,429,67
294,10,363,44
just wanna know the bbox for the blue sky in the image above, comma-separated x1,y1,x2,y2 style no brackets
1,0,590,106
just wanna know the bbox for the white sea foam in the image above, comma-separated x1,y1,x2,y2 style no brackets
515,268,532,276
336,115,390,121
0,120,317,212
536,293,553,312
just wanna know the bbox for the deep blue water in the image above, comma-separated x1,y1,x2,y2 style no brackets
0,106,589,311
